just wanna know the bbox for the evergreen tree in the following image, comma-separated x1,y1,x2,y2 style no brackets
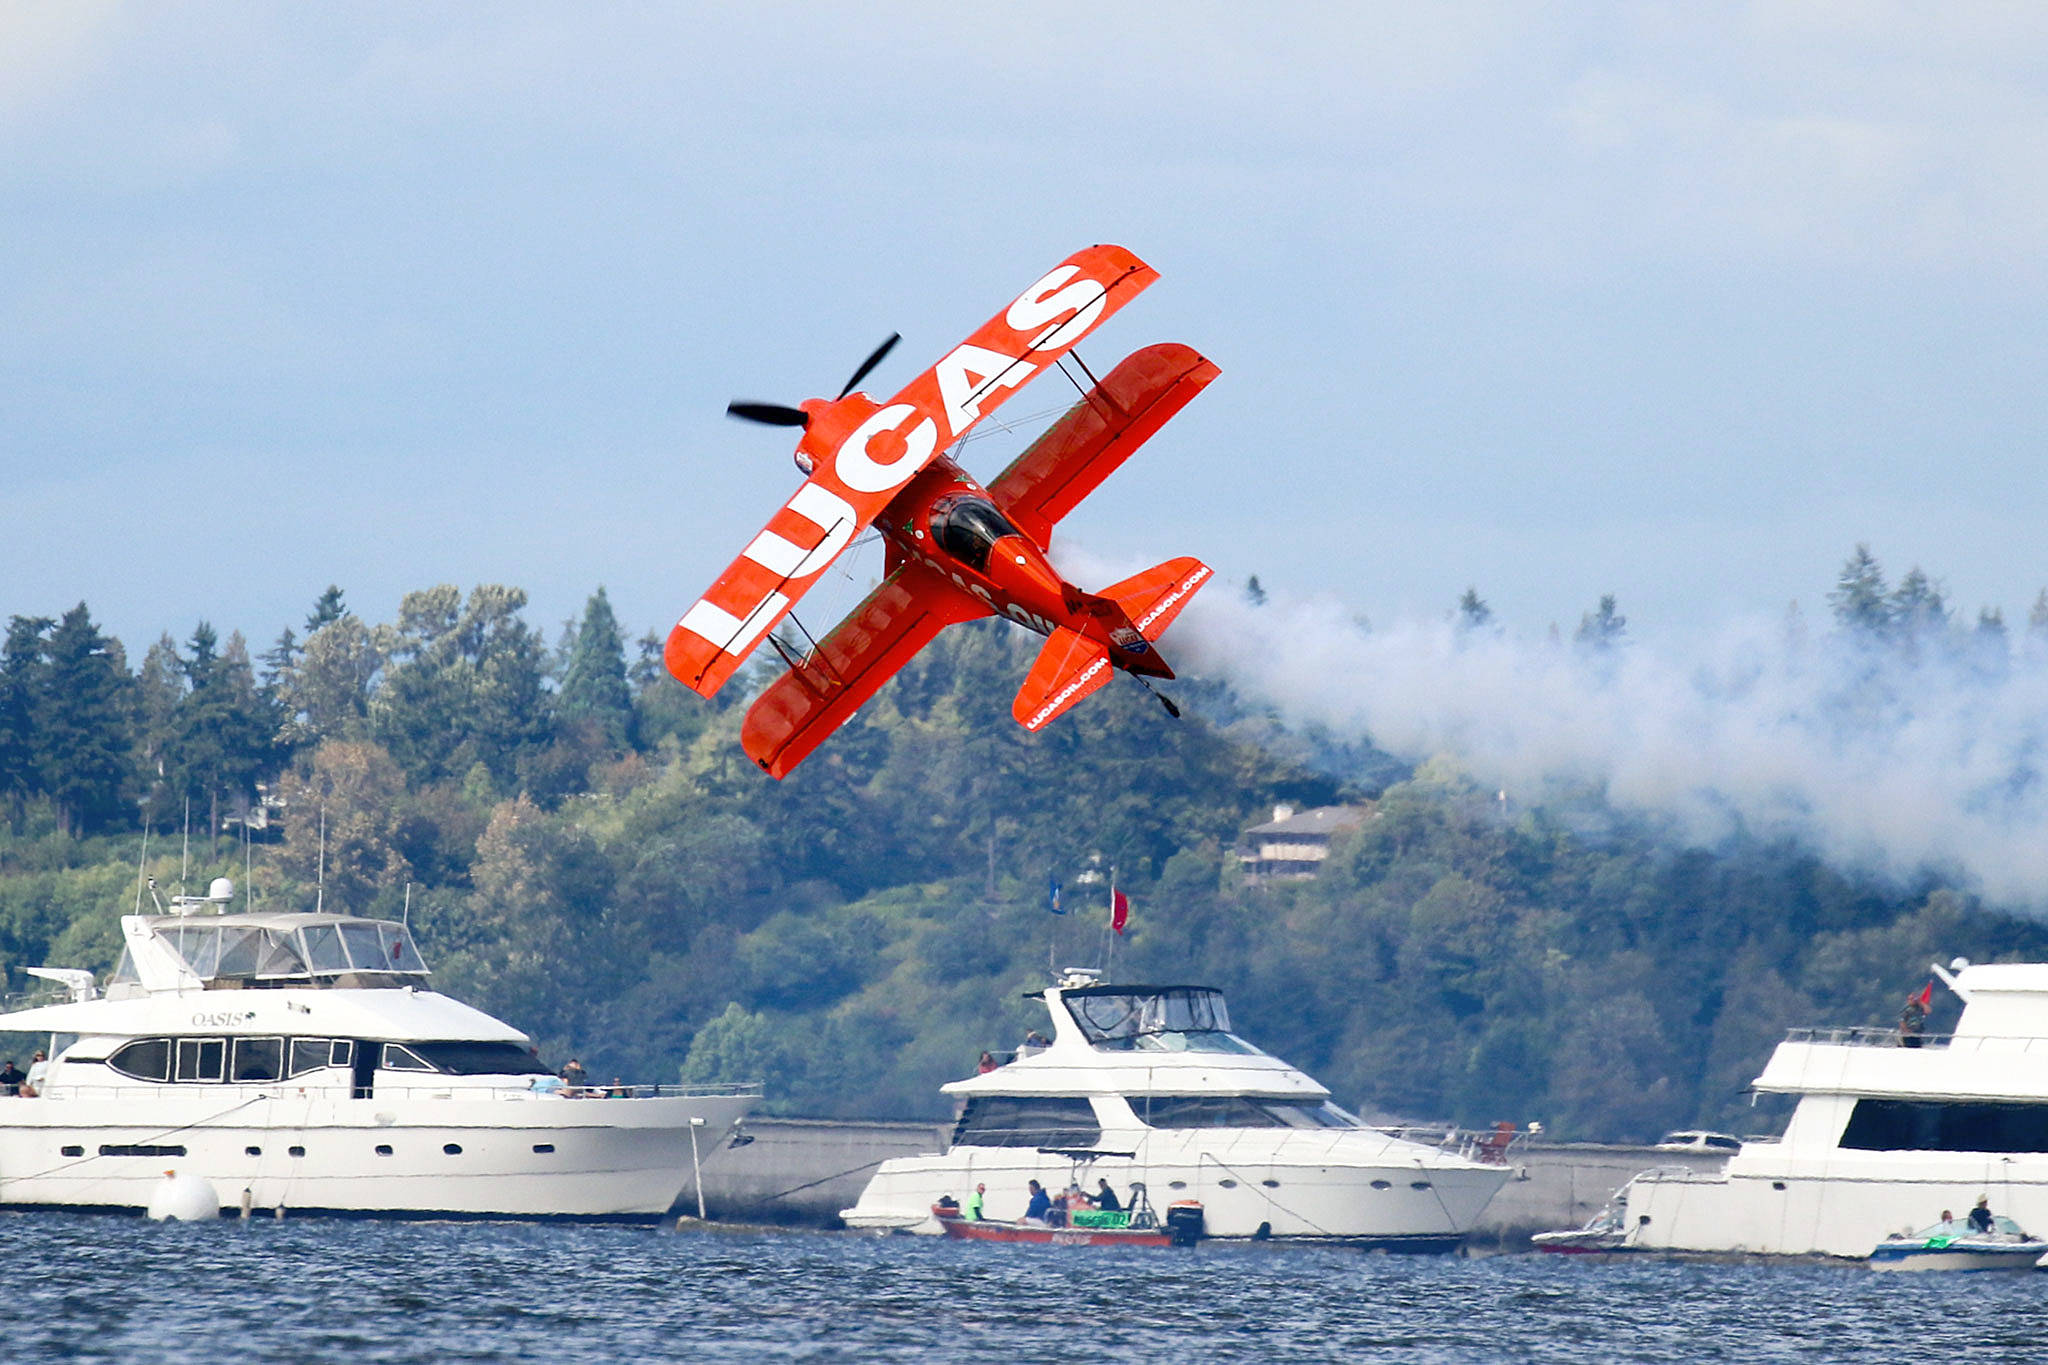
306,585,347,634
1888,567,1949,644
135,634,185,823
167,624,285,835
0,615,54,827
2030,589,2048,640
1456,588,1493,631
557,586,633,750
1245,575,1268,607
261,626,300,687
1574,595,1626,650
1829,544,1891,637
39,605,136,836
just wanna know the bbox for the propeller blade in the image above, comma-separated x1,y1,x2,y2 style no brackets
727,402,810,428
837,333,900,400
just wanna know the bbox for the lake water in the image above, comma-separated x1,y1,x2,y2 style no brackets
7,1213,2042,1363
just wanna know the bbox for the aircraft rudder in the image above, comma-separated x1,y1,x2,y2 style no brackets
1101,556,1213,642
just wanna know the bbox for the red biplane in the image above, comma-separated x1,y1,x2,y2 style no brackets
665,244,1217,778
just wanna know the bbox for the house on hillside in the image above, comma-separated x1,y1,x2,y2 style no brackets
1236,803,1371,882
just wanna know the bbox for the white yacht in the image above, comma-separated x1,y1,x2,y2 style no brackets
1621,957,2048,1258
0,879,757,1220
841,974,1513,1248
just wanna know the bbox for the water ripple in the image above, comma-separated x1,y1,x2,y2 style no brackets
5,1213,2044,1363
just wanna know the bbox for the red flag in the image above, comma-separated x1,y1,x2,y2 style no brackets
1111,888,1130,936
1914,980,1934,1010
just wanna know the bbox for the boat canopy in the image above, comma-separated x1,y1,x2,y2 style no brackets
113,913,429,989
1059,985,1255,1053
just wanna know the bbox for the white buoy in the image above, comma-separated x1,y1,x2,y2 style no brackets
146,1169,221,1222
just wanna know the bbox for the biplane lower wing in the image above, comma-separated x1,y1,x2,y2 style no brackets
741,560,992,779
989,342,1220,550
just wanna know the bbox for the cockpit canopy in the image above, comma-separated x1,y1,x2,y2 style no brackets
927,494,1022,572
113,914,429,990
1061,986,1259,1054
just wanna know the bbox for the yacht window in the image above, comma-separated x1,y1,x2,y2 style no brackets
108,1038,171,1082
245,930,309,978
377,923,427,973
1064,988,1256,1053
109,948,138,985
339,923,385,971
300,925,349,974
214,927,267,977
951,1096,1102,1149
381,1043,435,1072
1135,1096,1357,1129
175,1038,225,1083
927,495,1022,573
165,925,222,978
331,1039,353,1067
231,1036,284,1083
288,1038,335,1078
1841,1098,2048,1154
407,1041,551,1076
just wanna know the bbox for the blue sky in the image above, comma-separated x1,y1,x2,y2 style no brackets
7,3,2048,656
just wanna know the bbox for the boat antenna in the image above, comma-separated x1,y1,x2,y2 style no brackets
402,882,412,931
133,820,151,914
315,806,327,915
1103,864,1115,983
180,794,191,895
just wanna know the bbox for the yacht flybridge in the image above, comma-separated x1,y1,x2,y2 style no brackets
841,974,1513,1248
1620,957,2048,1258
0,879,757,1220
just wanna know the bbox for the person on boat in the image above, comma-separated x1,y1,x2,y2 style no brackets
967,1183,986,1220
977,1051,998,1074
1020,1031,1049,1054
560,1058,588,1091
1898,990,1928,1048
26,1050,48,1092
1024,1179,1052,1223
0,1059,22,1096
1935,1208,1958,1236
1969,1196,1995,1235
1093,1178,1122,1213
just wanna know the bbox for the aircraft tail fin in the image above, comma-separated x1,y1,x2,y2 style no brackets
1099,556,1213,643
1013,627,1113,732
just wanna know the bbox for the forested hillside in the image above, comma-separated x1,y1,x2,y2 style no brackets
3,561,2044,1139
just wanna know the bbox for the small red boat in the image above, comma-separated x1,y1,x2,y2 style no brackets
932,1203,1193,1247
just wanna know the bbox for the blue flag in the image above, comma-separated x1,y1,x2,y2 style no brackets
1047,876,1064,915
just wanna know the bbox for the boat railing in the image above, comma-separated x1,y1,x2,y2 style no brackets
1377,1124,1526,1164
14,1080,764,1103
1783,1026,1953,1049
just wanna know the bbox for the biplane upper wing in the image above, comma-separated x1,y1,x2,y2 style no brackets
988,342,1219,550
666,244,1159,700
740,559,993,779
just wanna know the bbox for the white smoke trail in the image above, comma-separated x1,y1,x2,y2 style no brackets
1155,582,2048,910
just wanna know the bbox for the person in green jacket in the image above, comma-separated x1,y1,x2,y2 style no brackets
966,1183,986,1219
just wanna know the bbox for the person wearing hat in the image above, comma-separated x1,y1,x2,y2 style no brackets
1969,1195,1995,1236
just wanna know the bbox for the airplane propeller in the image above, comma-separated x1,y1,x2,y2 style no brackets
726,333,902,429
837,332,899,399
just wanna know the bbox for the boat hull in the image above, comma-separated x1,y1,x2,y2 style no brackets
1625,1155,2048,1259
843,1138,1508,1247
0,1090,754,1219
937,1211,1174,1247
1868,1241,2047,1272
